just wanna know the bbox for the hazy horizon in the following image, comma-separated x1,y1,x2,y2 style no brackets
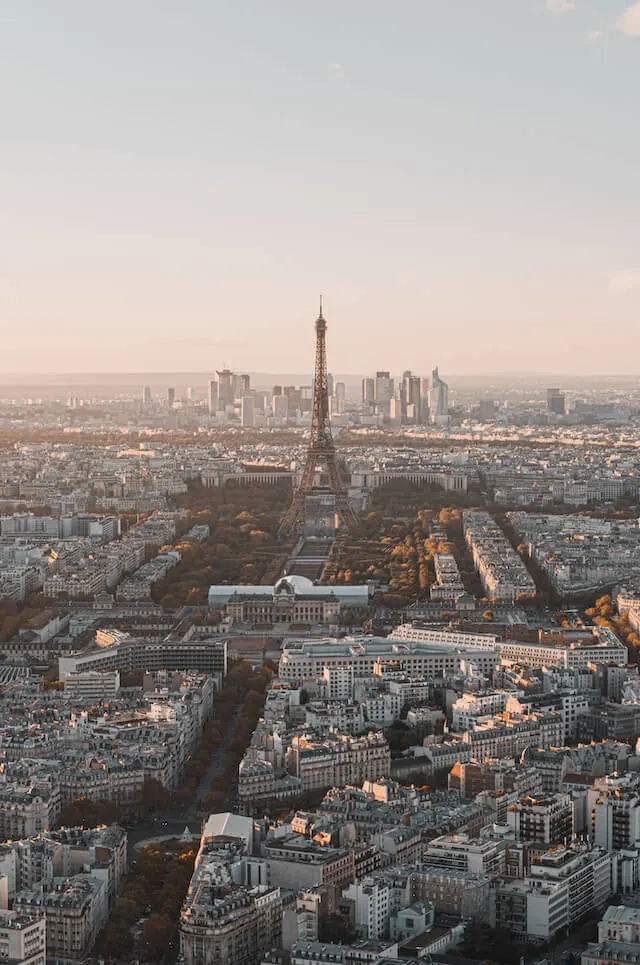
0,369,638,388
2,1,640,374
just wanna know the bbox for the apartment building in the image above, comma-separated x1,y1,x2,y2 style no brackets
342,878,390,940
493,847,611,942
581,907,640,965
14,874,108,963
430,553,465,602
463,511,536,602
0,786,59,840
589,774,640,850
528,847,611,925
492,877,568,943
582,942,640,965
409,866,491,921
598,906,640,944
423,833,506,876
0,910,46,965
374,828,422,868
506,794,574,846
449,758,543,801
451,691,510,731
286,731,391,793
179,835,282,965
461,712,564,760
264,837,355,897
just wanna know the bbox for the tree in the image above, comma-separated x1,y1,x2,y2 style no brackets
143,915,175,961
59,797,121,828
141,777,171,813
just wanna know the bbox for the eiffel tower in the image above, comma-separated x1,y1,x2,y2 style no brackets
278,300,360,537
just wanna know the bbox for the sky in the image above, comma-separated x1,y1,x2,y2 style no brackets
1,0,640,376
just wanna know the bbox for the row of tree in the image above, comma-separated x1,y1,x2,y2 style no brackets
94,840,196,961
176,659,272,813
325,492,479,608
585,594,640,657
151,481,293,608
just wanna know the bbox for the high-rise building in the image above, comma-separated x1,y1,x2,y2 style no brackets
547,387,566,416
327,373,334,398
167,387,176,408
208,380,218,414
479,399,496,421
429,366,449,423
421,377,430,421
142,385,152,406
375,371,394,413
335,381,346,415
217,369,234,408
284,386,301,415
186,386,196,402
272,394,288,419
241,396,255,428
401,370,422,423
362,377,375,405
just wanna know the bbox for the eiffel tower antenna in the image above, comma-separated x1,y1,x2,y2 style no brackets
278,301,360,537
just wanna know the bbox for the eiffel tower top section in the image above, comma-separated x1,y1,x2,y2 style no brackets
316,295,326,332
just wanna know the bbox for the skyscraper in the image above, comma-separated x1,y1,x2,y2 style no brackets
273,394,288,419
547,388,566,416
167,387,176,408
217,369,234,408
401,370,422,423
335,381,346,415
375,371,394,414
479,399,496,421
208,380,219,414
362,378,375,405
421,377,430,422
142,385,152,405
241,396,255,427
429,366,449,423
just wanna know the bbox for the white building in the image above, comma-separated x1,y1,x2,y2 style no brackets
64,670,120,702
342,877,390,939
598,905,640,944
0,910,46,965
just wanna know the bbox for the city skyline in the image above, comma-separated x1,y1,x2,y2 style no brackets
2,1,640,374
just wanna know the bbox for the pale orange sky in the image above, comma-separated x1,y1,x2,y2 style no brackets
1,0,640,374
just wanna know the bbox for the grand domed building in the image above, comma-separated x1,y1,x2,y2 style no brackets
208,575,371,627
